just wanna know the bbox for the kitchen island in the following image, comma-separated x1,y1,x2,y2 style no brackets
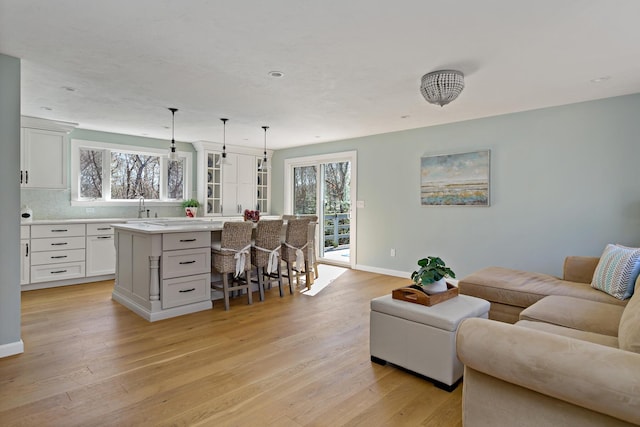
111,219,227,321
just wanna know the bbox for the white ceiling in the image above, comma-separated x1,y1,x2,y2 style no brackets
1,0,639,150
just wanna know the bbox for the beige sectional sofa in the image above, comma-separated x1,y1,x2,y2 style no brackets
455,256,640,426
458,256,627,323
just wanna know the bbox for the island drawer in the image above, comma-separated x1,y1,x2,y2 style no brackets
31,236,86,252
163,231,210,251
162,248,211,279
31,223,85,238
31,248,85,266
30,261,85,283
162,273,210,309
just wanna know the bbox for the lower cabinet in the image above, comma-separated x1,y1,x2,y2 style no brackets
86,223,116,276
29,226,86,284
112,229,212,321
20,226,30,285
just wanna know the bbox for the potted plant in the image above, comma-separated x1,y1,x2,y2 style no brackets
181,198,200,217
410,256,456,294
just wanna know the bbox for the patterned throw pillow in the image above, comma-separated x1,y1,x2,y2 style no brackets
591,244,640,300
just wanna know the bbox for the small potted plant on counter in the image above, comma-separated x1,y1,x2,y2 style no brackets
410,256,456,294
181,198,200,217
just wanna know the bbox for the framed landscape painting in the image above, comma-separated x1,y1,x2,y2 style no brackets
420,150,490,206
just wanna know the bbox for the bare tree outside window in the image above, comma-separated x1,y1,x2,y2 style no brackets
167,159,184,199
110,152,160,199
80,148,103,198
324,162,350,214
293,165,317,214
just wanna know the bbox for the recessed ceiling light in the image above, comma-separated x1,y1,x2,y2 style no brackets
401,115,410,119
40,106,52,111
61,86,76,92
268,71,284,78
590,76,611,83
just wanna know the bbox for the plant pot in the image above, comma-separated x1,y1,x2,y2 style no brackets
423,277,449,294
185,207,198,218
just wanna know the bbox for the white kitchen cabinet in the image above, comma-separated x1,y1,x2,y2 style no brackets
86,223,116,276
222,153,255,216
29,224,86,283
20,117,76,189
20,226,30,285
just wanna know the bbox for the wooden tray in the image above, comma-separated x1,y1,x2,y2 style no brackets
392,282,458,306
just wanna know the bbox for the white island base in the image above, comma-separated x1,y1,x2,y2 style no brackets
112,222,217,322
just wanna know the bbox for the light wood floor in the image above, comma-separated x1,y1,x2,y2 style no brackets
0,269,462,427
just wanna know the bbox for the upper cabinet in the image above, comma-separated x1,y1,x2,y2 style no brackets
193,141,272,217
21,116,77,189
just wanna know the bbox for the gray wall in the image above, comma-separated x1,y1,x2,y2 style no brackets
0,54,22,355
272,94,640,279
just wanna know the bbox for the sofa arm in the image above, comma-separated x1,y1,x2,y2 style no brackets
563,256,599,283
456,318,640,425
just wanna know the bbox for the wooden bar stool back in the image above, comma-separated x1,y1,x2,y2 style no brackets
251,219,286,299
211,221,253,310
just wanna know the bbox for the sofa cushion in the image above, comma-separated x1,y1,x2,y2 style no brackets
618,279,640,353
591,244,640,300
519,296,625,337
516,320,619,348
459,267,627,310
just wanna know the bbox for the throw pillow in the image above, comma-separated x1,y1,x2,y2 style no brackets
591,244,640,300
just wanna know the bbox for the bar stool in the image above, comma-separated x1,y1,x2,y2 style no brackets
251,219,288,299
211,221,253,310
281,218,312,290
306,215,319,282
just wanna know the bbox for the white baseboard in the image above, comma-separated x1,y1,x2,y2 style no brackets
0,339,24,358
354,264,410,279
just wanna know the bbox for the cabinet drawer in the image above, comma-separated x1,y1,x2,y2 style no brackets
162,248,211,279
31,223,85,238
21,226,30,239
30,261,85,283
162,273,210,309
31,236,85,252
86,223,116,236
31,248,85,266
163,231,210,251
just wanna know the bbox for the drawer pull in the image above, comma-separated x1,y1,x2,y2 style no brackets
179,260,196,265
178,288,196,293
97,236,112,240
97,227,112,231
51,270,68,274
51,255,67,259
51,229,68,232
179,238,197,242
51,242,68,246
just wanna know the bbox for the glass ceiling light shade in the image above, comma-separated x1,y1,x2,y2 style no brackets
260,125,269,170
168,107,178,160
420,70,465,107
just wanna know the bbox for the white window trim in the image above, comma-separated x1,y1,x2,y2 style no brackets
70,139,193,207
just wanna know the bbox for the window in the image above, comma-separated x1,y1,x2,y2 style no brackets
72,139,192,205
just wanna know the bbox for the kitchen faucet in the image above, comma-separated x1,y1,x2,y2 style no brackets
137,196,146,218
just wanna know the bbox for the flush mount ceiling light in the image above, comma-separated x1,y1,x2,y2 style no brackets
420,70,465,107
168,107,178,160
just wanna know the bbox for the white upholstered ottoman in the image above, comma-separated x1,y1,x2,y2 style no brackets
370,293,489,391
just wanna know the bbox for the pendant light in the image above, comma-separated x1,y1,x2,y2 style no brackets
168,107,178,160
217,118,228,166
260,125,269,170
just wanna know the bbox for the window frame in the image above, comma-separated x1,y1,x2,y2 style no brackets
70,139,193,207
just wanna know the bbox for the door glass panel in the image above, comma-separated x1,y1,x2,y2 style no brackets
293,165,317,214
321,162,351,264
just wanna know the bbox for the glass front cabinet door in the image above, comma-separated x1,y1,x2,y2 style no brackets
256,158,269,213
205,152,222,215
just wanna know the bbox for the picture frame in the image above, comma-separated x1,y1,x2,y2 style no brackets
420,150,490,206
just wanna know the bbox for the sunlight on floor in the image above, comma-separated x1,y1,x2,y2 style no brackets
300,264,348,296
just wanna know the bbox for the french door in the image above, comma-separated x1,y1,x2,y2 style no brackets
284,151,357,268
